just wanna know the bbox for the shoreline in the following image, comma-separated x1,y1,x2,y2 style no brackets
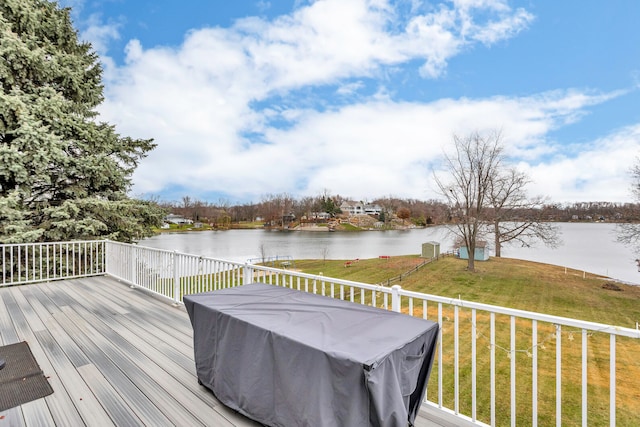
144,223,640,285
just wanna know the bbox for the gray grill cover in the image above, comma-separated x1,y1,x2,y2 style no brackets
184,283,439,427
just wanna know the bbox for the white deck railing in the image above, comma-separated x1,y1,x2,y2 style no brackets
1,240,105,287
2,240,638,426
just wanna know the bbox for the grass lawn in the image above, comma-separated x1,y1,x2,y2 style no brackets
292,255,640,426
293,255,640,326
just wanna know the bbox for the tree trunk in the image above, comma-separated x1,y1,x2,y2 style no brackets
494,220,502,257
467,234,476,271
467,252,475,272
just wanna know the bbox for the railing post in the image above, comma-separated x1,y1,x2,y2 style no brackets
610,335,616,427
102,239,109,275
102,239,113,275
130,244,137,286
244,263,253,285
391,285,401,312
173,251,180,304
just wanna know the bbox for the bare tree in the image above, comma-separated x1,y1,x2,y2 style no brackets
488,167,561,257
258,243,268,264
191,199,204,222
435,131,503,272
258,194,279,227
617,159,640,251
320,246,330,264
236,202,258,222
178,195,192,219
436,130,562,271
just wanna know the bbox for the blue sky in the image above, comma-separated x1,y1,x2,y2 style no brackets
61,0,640,204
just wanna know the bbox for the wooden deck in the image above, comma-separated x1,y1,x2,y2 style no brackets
0,276,448,426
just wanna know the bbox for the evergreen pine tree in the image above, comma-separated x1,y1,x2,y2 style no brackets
0,0,164,243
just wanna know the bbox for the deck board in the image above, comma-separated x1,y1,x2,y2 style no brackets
76,363,145,426
20,400,55,427
57,291,226,419
0,276,444,427
6,287,111,426
52,300,211,426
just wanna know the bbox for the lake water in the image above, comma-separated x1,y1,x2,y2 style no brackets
141,222,640,285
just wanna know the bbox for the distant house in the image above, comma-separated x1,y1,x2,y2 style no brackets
364,204,382,216
282,213,296,223
164,214,193,225
310,212,331,220
302,212,331,221
457,241,490,261
340,201,382,216
340,201,365,216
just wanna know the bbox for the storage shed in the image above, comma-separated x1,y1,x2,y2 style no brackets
421,241,440,259
458,241,490,261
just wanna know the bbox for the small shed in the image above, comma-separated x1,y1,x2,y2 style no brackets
421,241,440,259
458,241,490,261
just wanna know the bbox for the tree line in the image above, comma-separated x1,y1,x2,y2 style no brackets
163,194,640,227
160,194,454,228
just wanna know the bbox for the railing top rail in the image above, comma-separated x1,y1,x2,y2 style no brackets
248,263,391,293
399,288,640,338
0,239,106,248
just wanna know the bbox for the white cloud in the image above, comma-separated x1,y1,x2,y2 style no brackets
451,0,534,45
257,1,272,13
336,81,366,95
395,0,533,78
471,7,534,45
525,125,640,203
112,85,626,201
93,0,639,203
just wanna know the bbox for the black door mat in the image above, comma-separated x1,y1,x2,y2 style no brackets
0,341,53,412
